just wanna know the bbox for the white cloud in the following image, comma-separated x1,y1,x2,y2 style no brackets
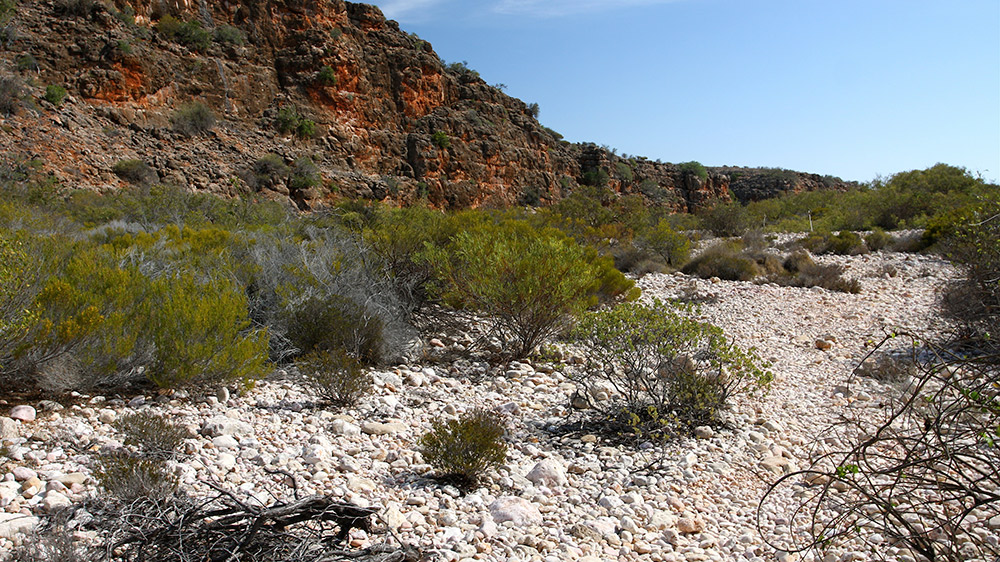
377,0,448,22
493,0,684,17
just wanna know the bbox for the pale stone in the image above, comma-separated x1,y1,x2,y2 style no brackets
489,496,542,526
11,467,36,482
202,417,252,438
42,491,71,511
0,512,39,538
9,406,35,422
217,453,237,471
694,426,714,439
97,409,117,424
330,419,361,436
212,435,240,450
526,458,567,487
361,422,407,435
677,516,704,534
0,417,18,440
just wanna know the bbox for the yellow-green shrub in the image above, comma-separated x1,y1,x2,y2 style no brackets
419,408,508,489
573,299,771,437
0,233,40,373
427,221,601,359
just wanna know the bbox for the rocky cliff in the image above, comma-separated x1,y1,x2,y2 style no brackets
0,0,854,211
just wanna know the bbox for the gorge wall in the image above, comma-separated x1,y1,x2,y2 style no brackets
0,0,855,211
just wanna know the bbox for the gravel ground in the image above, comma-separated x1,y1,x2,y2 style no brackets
0,249,978,562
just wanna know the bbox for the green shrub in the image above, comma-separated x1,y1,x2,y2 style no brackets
573,299,771,436
15,54,37,72
699,201,752,237
419,408,507,489
289,156,321,192
147,273,269,389
316,65,337,86
679,161,708,182
113,411,187,459
171,101,216,136
274,105,315,139
799,230,867,255
94,449,178,502
0,233,41,374
864,228,893,251
245,153,289,191
642,219,691,268
776,261,861,294
112,159,155,185
213,24,245,45
299,348,371,408
581,168,610,188
0,74,25,116
43,84,67,106
281,295,383,365
431,130,450,150
939,194,1000,347
156,15,210,51
526,102,539,118
682,241,760,281
426,221,601,359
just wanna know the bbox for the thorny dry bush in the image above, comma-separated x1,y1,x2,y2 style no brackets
758,333,999,561
6,480,420,562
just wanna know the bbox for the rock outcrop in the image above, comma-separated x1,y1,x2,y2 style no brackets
0,0,855,210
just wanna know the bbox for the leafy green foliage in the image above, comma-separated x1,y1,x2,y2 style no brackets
419,408,507,488
426,221,604,359
299,348,371,408
864,228,892,251
171,101,216,136
573,299,771,436
682,241,760,281
147,273,268,389
431,130,450,150
213,24,245,45
44,84,67,106
275,106,316,139
112,159,155,185
289,156,321,192
0,233,40,373
798,230,868,255
939,193,1000,346
642,219,691,268
679,161,709,182
316,65,337,86
281,295,383,365
155,15,211,51
698,200,753,237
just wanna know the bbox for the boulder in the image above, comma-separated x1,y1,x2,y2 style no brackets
0,513,39,538
9,405,35,422
489,496,542,526
525,458,567,487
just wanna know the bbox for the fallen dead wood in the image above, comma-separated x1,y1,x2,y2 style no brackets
25,481,423,562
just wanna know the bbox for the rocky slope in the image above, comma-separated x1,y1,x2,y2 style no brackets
2,248,984,561
1,0,854,210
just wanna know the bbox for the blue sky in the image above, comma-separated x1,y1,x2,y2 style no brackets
365,0,1000,183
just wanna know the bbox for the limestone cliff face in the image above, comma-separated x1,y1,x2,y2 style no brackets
0,0,853,210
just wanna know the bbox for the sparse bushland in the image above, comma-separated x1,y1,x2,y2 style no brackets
170,101,216,136
746,163,994,234
795,230,868,255
938,193,999,347
640,219,691,268
573,299,771,439
419,408,508,489
424,219,632,360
